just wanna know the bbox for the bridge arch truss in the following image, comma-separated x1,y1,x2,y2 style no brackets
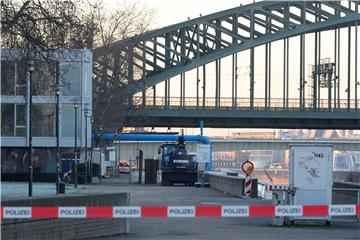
94,1,360,129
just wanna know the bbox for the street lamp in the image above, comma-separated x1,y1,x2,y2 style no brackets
99,125,103,181
84,107,88,184
90,116,93,181
28,59,35,197
55,62,61,194
74,102,79,188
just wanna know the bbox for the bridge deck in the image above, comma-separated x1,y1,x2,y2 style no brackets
126,97,360,129
126,108,360,129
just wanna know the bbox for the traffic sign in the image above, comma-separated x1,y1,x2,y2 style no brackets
241,160,254,175
241,160,254,196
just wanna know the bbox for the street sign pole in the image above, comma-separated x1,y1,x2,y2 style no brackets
137,149,143,184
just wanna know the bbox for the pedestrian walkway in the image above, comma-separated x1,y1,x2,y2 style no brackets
1,172,140,201
1,182,81,201
2,175,359,240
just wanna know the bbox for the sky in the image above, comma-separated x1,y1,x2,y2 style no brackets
135,0,255,28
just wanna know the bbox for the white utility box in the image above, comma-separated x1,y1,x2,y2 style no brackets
289,145,333,223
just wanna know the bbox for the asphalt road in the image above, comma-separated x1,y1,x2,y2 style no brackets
91,176,360,240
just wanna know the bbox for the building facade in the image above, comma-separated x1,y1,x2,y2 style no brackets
1,49,92,180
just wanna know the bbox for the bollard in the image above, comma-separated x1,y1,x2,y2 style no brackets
271,189,286,226
59,182,65,194
128,170,132,184
125,218,130,234
241,160,254,197
244,174,252,196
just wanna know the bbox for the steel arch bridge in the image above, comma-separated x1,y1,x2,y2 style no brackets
94,1,360,129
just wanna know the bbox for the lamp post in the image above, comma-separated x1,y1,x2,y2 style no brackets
84,107,88,184
28,59,34,197
90,116,93,181
74,102,79,188
55,64,61,194
99,125,103,182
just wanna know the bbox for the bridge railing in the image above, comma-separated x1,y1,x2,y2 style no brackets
133,96,359,112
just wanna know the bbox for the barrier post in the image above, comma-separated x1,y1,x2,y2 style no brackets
241,160,254,197
245,173,252,196
125,218,130,233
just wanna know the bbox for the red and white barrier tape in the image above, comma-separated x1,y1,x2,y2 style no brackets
266,185,287,191
1,205,359,219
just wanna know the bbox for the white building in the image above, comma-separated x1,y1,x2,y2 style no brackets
1,49,92,180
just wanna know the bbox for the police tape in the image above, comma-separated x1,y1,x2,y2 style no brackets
266,185,287,191
1,205,359,219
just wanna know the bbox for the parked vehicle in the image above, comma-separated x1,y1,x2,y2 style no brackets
158,135,197,186
118,160,130,173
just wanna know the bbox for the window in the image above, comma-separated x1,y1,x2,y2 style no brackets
61,104,81,137
163,145,176,155
1,148,56,173
32,104,55,137
1,104,14,136
61,62,81,96
0,104,27,137
32,60,56,95
84,62,88,96
14,60,56,96
15,105,26,136
16,60,28,96
1,148,28,173
1,61,15,95
16,105,26,125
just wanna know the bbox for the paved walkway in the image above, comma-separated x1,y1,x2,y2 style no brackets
98,180,360,240
1,182,82,201
1,172,139,201
1,175,359,240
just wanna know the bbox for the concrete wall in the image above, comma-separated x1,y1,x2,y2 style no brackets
207,172,258,198
1,192,129,240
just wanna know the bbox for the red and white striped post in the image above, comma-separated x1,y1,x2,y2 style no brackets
244,173,252,196
241,160,254,197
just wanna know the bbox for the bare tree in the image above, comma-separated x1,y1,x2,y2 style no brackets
89,1,155,133
1,0,90,50
1,0,155,133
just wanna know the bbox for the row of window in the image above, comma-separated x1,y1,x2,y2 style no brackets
1,103,81,137
1,148,56,173
213,161,238,168
1,147,88,174
1,60,82,96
